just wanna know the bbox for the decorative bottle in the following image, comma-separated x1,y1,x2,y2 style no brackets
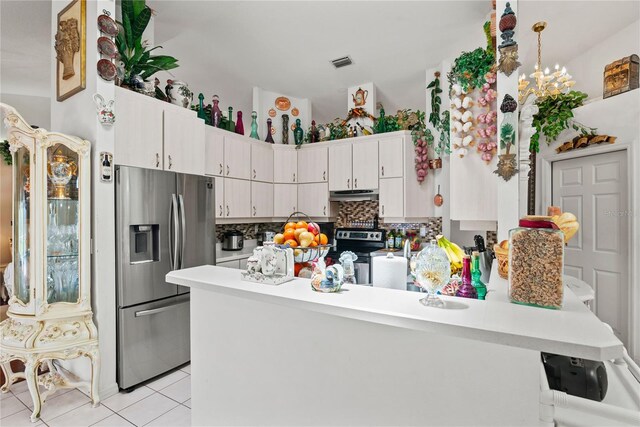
235,111,244,135
227,107,235,132
211,95,222,127
294,118,303,148
282,114,289,144
265,118,275,143
456,255,478,299
249,111,260,139
310,120,319,143
471,251,487,300
197,93,207,121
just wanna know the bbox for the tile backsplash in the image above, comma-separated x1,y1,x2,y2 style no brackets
216,223,279,242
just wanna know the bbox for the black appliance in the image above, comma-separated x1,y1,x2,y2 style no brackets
542,353,608,402
331,227,386,285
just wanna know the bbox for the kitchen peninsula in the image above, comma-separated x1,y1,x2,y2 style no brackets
167,264,623,426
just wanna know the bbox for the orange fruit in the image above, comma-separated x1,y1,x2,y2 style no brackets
309,241,318,248
296,221,308,229
285,222,297,231
273,233,285,244
284,239,298,248
283,229,296,241
318,233,328,245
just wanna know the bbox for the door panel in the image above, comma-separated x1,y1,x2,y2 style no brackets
164,108,205,175
117,294,190,389
352,140,378,190
251,143,274,182
298,183,329,217
215,177,224,219
274,149,298,183
116,166,177,307
224,135,251,180
298,147,328,183
378,137,404,178
252,182,274,218
328,144,352,191
552,150,629,345
224,178,251,218
205,128,225,176
379,178,403,218
274,184,297,217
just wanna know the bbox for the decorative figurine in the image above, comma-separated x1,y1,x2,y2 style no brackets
339,251,358,285
211,95,223,127
197,93,207,121
281,114,289,144
497,2,521,76
249,111,260,139
227,106,235,132
310,120,320,143
235,111,244,135
293,118,304,148
265,118,275,143
92,93,115,126
495,94,518,181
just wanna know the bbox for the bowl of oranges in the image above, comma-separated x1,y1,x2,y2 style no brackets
273,212,332,263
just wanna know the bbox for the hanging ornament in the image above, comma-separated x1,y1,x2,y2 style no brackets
494,94,518,181
497,2,521,76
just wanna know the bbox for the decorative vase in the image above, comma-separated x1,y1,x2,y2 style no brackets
165,80,192,108
265,118,275,143
227,107,235,132
416,239,451,307
249,111,259,139
235,111,244,135
47,154,78,199
293,118,303,147
211,95,223,127
92,94,115,126
281,114,289,144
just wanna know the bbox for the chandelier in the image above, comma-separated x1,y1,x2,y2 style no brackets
518,21,575,103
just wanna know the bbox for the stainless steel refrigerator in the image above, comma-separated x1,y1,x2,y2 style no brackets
115,166,215,390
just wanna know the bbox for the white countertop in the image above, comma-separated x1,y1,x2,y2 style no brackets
215,240,257,263
167,262,623,361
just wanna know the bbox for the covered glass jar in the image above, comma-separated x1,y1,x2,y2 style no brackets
508,217,564,309
415,239,451,307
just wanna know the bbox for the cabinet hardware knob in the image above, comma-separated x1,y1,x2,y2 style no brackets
355,178,358,188
156,153,160,168
253,169,256,179
381,166,385,176
323,206,326,216
219,205,223,216
219,163,223,174
347,178,350,189
226,205,229,216
323,171,326,181
293,172,296,182
227,165,230,176
168,155,172,169
253,206,256,216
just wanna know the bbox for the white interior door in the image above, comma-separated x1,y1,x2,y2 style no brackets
552,150,629,345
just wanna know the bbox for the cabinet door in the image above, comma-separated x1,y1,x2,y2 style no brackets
273,148,298,183
115,87,163,169
352,140,378,190
164,107,205,175
298,146,328,183
224,178,251,218
328,144,352,191
251,143,274,182
251,181,274,218
273,184,297,217
214,177,224,219
379,178,404,218
205,128,225,176
298,183,330,217
379,137,404,178
224,135,251,180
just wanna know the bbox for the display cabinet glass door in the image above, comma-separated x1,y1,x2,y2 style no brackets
46,143,80,304
13,146,31,305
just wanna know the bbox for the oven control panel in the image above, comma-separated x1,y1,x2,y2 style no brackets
336,230,384,242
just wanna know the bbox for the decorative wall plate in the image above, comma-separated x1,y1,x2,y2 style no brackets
97,36,118,58
291,107,299,117
97,59,116,81
268,108,276,118
97,14,119,37
275,96,291,111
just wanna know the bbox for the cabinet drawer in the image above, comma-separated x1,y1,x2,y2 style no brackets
216,259,241,269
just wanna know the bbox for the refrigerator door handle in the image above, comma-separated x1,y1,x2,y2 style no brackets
134,300,189,317
178,194,186,270
169,194,179,270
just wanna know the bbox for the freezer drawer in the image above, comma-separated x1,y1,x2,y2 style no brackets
117,294,190,390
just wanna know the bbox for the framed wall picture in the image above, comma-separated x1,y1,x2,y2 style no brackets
55,0,86,101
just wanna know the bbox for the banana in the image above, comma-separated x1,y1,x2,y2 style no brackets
436,235,463,268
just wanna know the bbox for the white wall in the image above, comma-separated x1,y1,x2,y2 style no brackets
564,20,640,102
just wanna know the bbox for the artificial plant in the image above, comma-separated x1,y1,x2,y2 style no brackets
115,0,179,85
0,140,11,166
435,110,451,156
529,90,596,152
427,72,443,127
448,47,496,92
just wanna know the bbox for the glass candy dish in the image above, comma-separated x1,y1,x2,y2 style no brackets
415,239,451,307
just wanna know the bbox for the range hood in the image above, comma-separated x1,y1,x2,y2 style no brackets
329,189,379,202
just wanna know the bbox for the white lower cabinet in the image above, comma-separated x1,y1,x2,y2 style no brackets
298,183,330,218
273,184,297,217
214,177,224,219
224,178,251,218
273,148,298,183
379,178,404,218
251,182,274,218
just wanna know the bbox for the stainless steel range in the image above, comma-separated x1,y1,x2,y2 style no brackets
332,228,387,285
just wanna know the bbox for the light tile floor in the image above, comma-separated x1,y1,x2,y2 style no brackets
0,364,191,427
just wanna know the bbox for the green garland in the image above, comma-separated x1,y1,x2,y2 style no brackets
435,110,450,155
427,72,442,128
447,47,495,92
0,140,11,166
530,91,596,152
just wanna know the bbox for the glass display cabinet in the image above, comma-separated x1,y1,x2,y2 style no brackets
0,104,100,422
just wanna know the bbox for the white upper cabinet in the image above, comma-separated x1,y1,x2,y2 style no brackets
224,134,251,180
297,146,328,183
352,140,378,190
298,183,330,218
273,184,297,217
163,106,205,175
214,177,224,219
251,181,274,218
273,147,298,183
251,142,274,182
328,144,352,191
224,178,251,218
205,127,225,176
379,136,404,178
379,178,404,218
115,87,164,170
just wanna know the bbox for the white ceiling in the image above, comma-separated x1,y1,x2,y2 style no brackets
1,1,638,122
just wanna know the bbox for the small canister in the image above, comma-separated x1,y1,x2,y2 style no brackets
508,217,564,309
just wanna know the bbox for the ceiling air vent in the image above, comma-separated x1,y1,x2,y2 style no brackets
331,56,353,68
